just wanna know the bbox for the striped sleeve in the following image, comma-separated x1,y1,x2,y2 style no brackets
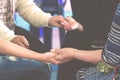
102,3,120,66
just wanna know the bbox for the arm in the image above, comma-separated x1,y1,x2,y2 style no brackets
102,26,120,66
102,5,120,66
51,48,102,64
17,0,52,27
0,21,29,48
17,0,71,29
17,0,84,30
0,38,59,64
74,49,102,64
51,48,102,63
0,1,29,47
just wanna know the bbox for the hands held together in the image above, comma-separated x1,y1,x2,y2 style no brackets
10,16,83,64
42,48,78,64
48,16,84,31
43,16,84,64
40,16,84,64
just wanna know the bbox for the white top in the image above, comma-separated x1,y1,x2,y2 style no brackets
0,0,52,41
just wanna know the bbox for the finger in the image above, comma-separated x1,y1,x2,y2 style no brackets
65,17,83,31
51,59,63,64
57,19,67,28
77,23,84,31
64,18,72,29
50,49,58,52
55,55,62,60
56,16,70,28
17,41,27,48
65,17,71,22
50,49,61,55
20,36,29,48
50,49,57,52
65,17,74,30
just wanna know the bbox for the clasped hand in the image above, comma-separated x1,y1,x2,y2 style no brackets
49,16,83,31
44,48,78,64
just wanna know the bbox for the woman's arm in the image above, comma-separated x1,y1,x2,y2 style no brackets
52,48,102,64
0,38,59,64
17,0,52,27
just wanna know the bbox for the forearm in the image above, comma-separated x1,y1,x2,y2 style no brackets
17,0,52,27
74,49,102,64
0,38,44,61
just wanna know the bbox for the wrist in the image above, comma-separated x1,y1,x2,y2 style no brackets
32,53,44,61
72,49,80,59
48,16,53,26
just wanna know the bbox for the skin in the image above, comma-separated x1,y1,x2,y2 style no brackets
0,15,80,65
50,17,102,64
12,16,82,48
11,15,73,48
51,48,102,64
65,16,84,31
0,38,61,64
48,15,70,29
11,35,29,48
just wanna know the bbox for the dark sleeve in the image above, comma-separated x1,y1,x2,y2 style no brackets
102,3,120,66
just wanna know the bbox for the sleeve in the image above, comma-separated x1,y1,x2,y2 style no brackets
102,23,120,67
102,4,120,67
0,21,16,41
102,39,120,66
17,0,52,27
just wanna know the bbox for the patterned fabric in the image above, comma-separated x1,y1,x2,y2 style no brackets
76,2,120,80
0,0,17,30
102,3,120,66
76,67,116,80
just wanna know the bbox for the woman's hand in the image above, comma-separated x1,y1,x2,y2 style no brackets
11,35,29,48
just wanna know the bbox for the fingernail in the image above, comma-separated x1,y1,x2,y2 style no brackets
61,22,65,25
50,49,55,52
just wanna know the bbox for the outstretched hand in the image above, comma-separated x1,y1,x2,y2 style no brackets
39,48,78,64
48,15,83,31
48,15,70,29
65,16,84,31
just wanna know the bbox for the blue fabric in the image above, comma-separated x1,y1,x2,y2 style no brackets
102,3,120,66
0,55,51,80
76,67,116,80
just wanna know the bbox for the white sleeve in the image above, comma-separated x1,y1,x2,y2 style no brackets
17,0,52,27
0,21,16,41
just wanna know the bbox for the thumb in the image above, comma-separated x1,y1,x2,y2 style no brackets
50,49,55,52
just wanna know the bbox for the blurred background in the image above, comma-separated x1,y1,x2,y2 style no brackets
14,0,72,80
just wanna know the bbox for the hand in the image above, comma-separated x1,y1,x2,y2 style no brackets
41,52,63,64
65,16,83,31
48,15,83,31
51,48,78,63
48,15,70,30
11,35,29,48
